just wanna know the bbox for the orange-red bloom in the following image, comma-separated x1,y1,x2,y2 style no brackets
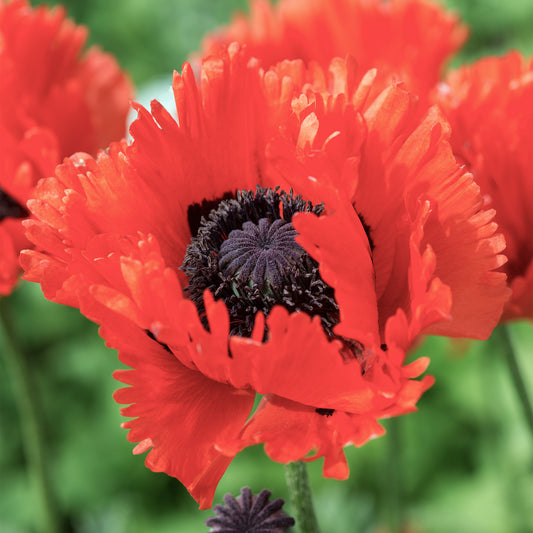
202,0,467,103
434,51,533,320
0,0,131,294
22,46,507,508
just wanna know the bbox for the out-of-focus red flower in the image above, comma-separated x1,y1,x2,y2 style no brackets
202,0,467,103
21,46,507,509
434,51,533,320
0,0,132,294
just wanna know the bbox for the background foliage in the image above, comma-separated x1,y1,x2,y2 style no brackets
1,1,533,532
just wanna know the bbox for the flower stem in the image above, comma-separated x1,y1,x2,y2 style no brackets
0,298,60,533
284,461,321,533
384,417,402,533
500,324,533,440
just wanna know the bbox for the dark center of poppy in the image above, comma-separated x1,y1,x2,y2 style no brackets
181,186,339,339
218,218,306,290
0,186,28,222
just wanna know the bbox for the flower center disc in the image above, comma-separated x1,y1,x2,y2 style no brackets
218,218,305,290
181,186,339,338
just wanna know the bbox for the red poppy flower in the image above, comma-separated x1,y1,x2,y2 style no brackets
21,46,507,508
202,0,467,104
0,0,131,294
433,51,533,320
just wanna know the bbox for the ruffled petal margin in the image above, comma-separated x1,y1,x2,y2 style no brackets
111,322,255,510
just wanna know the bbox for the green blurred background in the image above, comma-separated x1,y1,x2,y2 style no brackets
1,1,533,532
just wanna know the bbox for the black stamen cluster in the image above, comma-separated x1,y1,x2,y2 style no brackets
205,487,295,533
181,186,340,338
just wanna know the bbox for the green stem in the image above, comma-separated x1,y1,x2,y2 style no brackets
384,417,402,533
284,461,321,533
501,324,533,440
0,298,60,533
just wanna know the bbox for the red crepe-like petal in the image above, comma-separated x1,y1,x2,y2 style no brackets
158,290,386,414
21,143,190,303
230,395,386,480
76,47,132,152
229,307,374,412
354,86,507,338
386,105,507,338
268,73,507,340
72,236,258,510
221,363,431,481
0,0,131,156
0,122,59,294
111,323,255,511
127,45,285,268
434,51,532,321
203,0,467,102
0,0,131,295
292,191,379,346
